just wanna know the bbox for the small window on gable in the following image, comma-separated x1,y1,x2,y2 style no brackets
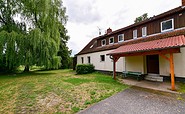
100,55,105,62
133,30,137,39
101,39,106,46
118,34,124,42
161,19,174,32
109,37,114,44
81,57,84,64
87,56,91,64
142,27,147,37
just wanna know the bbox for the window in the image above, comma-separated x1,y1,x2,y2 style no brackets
142,27,147,37
133,30,137,39
87,56,91,64
100,55,105,62
101,39,106,46
118,34,124,42
109,37,114,44
161,19,174,32
81,57,84,64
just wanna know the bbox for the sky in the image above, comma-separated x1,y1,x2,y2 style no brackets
63,0,181,56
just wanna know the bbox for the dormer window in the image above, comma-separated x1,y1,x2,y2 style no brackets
118,34,124,42
161,19,174,32
133,30,137,39
142,27,147,37
109,37,114,44
101,39,106,46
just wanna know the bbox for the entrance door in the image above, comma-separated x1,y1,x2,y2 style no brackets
146,55,159,74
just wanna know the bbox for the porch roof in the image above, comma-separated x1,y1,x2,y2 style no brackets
108,35,185,56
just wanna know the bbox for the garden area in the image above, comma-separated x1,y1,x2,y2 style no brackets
0,69,128,114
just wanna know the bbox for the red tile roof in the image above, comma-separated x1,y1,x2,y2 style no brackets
108,35,185,55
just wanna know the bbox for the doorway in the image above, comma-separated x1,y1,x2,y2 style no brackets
146,55,159,74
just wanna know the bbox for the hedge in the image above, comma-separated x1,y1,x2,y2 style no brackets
76,64,95,74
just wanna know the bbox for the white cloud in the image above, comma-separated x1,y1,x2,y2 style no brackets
63,0,181,56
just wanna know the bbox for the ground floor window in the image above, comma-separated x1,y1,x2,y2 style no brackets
88,56,91,64
81,57,84,64
100,55,105,62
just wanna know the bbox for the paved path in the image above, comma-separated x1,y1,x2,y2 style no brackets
78,87,185,114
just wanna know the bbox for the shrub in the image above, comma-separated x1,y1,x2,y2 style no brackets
76,64,95,74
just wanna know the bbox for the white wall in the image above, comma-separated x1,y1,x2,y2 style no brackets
160,47,185,78
125,56,145,74
77,47,185,78
77,50,125,72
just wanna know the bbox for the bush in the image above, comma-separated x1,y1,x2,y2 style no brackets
76,64,95,74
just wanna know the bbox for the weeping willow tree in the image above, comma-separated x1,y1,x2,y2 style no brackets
0,0,70,72
20,0,68,71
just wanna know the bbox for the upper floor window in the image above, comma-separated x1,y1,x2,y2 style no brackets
118,34,124,42
161,19,174,32
100,55,105,62
81,57,84,64
133,30,137,39
142,27,147,37
109,37,114,44
87,56,91,64
101,39,106,46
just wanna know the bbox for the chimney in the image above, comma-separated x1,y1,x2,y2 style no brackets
183,0,185,6
106,28,112,34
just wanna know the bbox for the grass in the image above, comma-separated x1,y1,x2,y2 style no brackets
0,69,128,114
178,83,185,93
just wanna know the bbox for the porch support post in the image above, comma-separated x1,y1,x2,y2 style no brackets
113,59,116,80
113,56,120,80
160,53,176,91
170,53,175,91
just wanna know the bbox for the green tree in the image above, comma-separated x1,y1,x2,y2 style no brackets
134,13,148,23
20,0,69,71
0,0,70,72
0,0,26,72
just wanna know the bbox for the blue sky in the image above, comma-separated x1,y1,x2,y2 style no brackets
63,0,181,56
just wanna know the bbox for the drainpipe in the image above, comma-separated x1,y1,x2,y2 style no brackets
109,55,114,79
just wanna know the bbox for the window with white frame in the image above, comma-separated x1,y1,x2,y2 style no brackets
118,34,124,42
101,39,106,46
133,30,137,39
109,37,114,44
142,27,147,37
161,19,174,32
100,55,105,62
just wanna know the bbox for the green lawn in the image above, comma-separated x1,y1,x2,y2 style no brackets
0,70,128,114
179,83,185,93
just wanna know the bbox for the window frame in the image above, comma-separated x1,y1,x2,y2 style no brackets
87,56,91,64
161,18,174,32
109,37,114,44
118,34,124,42
100,55,105,62
133,29,137,39
81,57,84,64
142,27,147,37
101,39,106,46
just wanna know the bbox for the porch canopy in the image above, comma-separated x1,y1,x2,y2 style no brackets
108,35,185,91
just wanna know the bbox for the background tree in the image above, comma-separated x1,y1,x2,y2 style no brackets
134,13,148,23
0,0,26,72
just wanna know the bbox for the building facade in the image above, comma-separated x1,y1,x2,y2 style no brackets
76,0,185,83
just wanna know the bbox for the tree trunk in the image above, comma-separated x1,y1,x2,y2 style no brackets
24,65,30,72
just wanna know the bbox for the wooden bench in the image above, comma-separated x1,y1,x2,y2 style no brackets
122,71,144,81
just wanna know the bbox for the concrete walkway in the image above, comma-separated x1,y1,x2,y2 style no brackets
78,87,185,114
121,78,179,93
